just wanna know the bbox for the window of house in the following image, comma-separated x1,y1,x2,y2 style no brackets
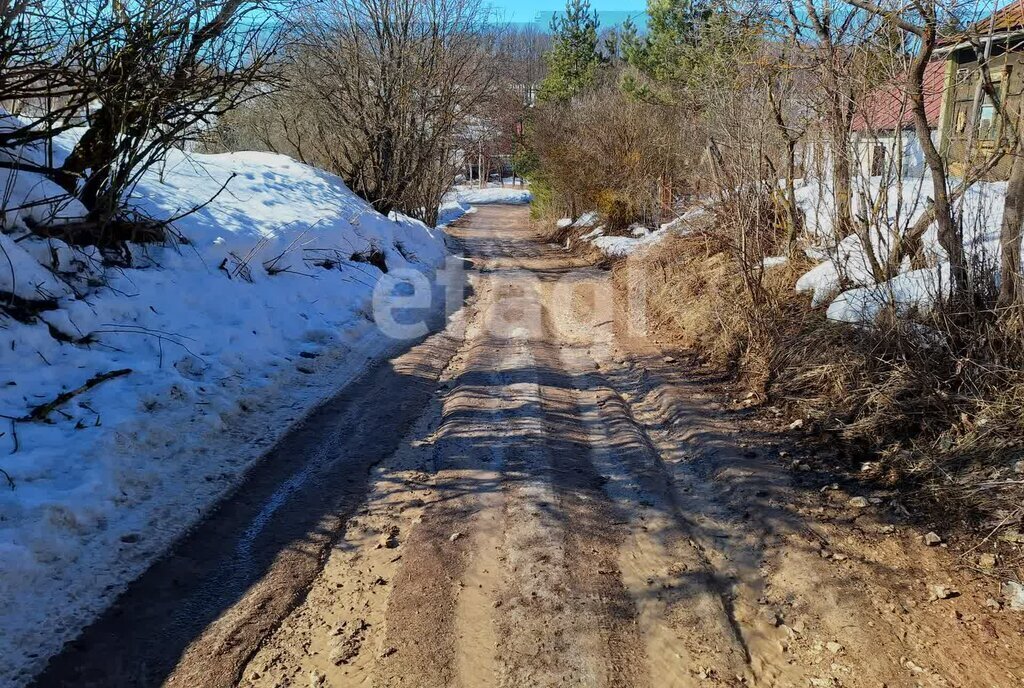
976,76,1003,141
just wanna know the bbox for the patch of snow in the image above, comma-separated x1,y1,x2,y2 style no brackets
0,166,86,229
630,224,650,237
660,206,708,232
572,211,599,228
556,217,573,229
826,264,950,323
0,232,75,301
446,183,531,206
590,229,667,258
795,231,879,307
561,211,665,258
795,174,1010,315
762,256,789,269
436,198,471,226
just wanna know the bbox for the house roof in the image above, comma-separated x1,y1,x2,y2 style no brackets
851,60,946,133
937,1,1024,49
964,0,1024,35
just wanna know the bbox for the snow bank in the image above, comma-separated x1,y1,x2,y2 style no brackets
793,175,1008,322
0,126,449,685
447,183,532,206
437,198,472,226
826,264,950,323
563,217,668,258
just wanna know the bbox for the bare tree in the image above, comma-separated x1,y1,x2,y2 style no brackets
998,106,1024,308
0,0,104,156
762,43,810,255
779,1,876,245
289,0,500,223
46,0,287,230
846,0,992,299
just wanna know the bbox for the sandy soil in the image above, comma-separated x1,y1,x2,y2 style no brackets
34,205,1024,688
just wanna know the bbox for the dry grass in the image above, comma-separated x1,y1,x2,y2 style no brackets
620,227,1024,540
616,229,814,385
538,217,615,267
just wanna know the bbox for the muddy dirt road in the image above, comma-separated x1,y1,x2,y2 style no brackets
34,206,1023,687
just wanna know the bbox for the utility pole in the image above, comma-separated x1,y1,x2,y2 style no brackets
478,140,484,190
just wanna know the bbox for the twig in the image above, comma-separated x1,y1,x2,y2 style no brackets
164,172,238,224
25,369,132,422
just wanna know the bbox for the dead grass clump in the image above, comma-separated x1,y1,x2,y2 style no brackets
350,245,388,272
538,217,613,266
774,313,1024,531
619,229,815,383
640,237,749,364
543,218,578,245
623,228,1024,535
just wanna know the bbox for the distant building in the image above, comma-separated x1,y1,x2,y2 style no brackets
850,61,946,179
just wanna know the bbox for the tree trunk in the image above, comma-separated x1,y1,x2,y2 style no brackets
909,26,967,298
784,140,802,254
999,141,1024,308
768,84,804,256
57,105,118,215
831,126,854,240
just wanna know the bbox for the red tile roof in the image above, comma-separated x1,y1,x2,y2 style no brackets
851,60,946,132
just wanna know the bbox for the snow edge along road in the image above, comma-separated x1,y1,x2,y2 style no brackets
3,220,466,688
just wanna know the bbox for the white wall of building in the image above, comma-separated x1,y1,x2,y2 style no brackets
853,130,935,180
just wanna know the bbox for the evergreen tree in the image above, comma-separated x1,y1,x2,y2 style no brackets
622,0,755,104
537,0,603,103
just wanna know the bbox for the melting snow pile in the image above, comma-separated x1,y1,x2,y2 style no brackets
590,225,667,257
792,176,1007,323
557,175,1012,327
562,212,668,258
446,182,532,206
0,125,450,685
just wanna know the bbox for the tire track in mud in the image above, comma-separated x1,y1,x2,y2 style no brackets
528,308,651,688
31,311,467,688
380,227,653,688
593,360,787,686
568,353,759,687
541,271,770,686
373,280,518,688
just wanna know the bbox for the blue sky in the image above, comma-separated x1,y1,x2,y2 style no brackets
490,0,647,25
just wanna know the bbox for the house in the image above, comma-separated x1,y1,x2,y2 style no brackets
936,1,1024,178
850,60,946,179
850,1,1024,181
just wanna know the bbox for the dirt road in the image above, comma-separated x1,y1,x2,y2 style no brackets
34,205,1023,687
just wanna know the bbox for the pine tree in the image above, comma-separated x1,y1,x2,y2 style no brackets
537,0,603,103
622,0,754,104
